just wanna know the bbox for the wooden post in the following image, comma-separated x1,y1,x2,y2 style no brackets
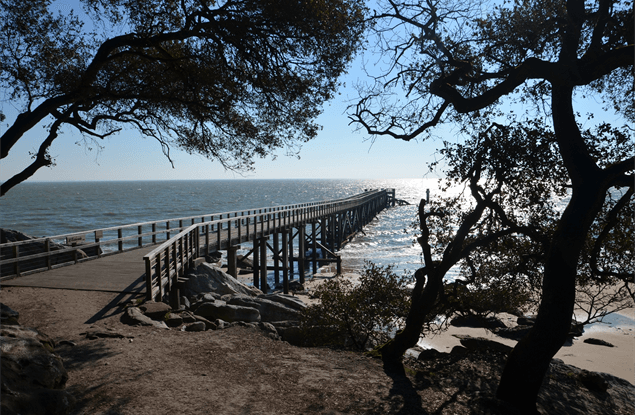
13,245,19,276
205,224,210,255
311,221,317,275
282,229,289,294
253,238,260,289
118,228,123,251
329,215,336,253
145,258,153,301
298,225,305,284
152,223,157,244
138,225,143,247
273,232,280,287
165,247,171,297
155,252,162,300
288,228,295,279
45,239,51,270
320,218,326,259
260,237,268,293
227,246,239,278
166,221,170,240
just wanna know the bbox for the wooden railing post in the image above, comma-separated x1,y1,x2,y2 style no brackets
45,239,52,270
13,246,19,276
145,258,153,301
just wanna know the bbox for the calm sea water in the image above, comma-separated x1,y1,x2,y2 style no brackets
0,179,460,280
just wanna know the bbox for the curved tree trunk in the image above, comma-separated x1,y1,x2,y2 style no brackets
496,84,608,411
377,267,444,361
496,186,604,410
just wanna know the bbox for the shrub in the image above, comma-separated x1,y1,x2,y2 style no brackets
300,261,412,350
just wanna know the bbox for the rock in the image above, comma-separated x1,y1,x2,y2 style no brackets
578,370,609,393
270,321,302,345
214,319,229,329
569,322,584,337
258,293,307,311
226,295,301,322
1,324,75,415
192,315,217,330
493,325,532,341
288,281,305,292
200,292,223,302
165,314,184,328
517,316,536,326
179,311,197,323
80,328,132,340
180,296,191,309
451,314,506,329
180,263,263,298
1,325,55,350
450,345,468,356
258,322,280,340
417,348,450,361
193,301,260,323
139,301,171,320
583,338,615,347
1,303,20,326
205,251,223,263
122,307,169,329
184,322,207,332
454,335,513,355
236,255,253,269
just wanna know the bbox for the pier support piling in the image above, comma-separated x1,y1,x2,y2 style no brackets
226,246,239,278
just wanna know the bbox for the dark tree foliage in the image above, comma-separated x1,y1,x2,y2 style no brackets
351,0,633,411
300,262,412,350
0,0,366,195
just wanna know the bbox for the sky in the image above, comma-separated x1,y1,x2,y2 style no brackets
0,1,625,185
0,65,444,183
0,0,451,184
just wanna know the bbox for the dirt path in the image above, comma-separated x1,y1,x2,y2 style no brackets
3,286,633,415
0,287,405,415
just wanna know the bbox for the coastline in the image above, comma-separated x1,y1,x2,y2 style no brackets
232,265,634,384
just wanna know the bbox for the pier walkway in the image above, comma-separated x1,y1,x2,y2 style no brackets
1,189,396,303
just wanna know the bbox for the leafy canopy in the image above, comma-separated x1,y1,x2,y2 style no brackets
0,0,366,195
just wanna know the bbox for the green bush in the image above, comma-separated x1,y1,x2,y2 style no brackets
300,261,412,350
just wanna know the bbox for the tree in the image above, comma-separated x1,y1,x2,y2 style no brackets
0,0,366,195
351,0,633,411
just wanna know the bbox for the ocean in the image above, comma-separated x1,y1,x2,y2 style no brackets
0,178,461,282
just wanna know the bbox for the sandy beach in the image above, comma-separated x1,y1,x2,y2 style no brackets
249,268,635,385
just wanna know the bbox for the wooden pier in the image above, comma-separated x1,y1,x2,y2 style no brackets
1,189,394,303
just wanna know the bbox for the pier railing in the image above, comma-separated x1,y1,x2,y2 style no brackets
142,189,389,302
0,189,391,281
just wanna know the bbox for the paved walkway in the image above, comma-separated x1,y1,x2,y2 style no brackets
1,246,156,294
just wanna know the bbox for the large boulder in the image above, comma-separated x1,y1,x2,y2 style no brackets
122,307,169,329
193,300,260,323
139,301,171,320
226,294,301,322
1,325,75,415
180,263,262,298
258,293,307,311
1,303,20,326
